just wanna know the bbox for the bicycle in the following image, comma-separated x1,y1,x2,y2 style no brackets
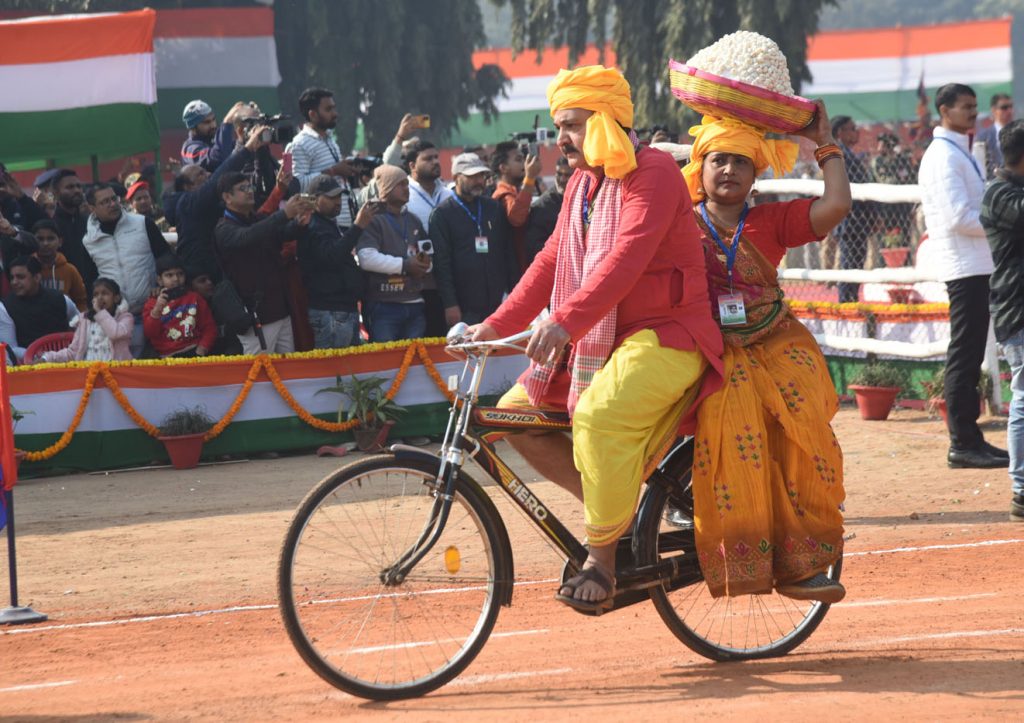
278,328,842,700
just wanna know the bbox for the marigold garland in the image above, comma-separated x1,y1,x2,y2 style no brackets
19,366,101,463
15,341,465,461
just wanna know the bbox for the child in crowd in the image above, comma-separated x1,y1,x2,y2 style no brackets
40,277,134,362
189,268,242,356
143,254,216,358
31,219,88,311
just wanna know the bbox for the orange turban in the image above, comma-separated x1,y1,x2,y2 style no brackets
681,116,799,201
547,65,636,179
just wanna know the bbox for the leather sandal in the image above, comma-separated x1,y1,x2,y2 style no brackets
554,565,616,613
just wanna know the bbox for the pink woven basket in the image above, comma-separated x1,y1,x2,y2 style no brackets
668,59,816,133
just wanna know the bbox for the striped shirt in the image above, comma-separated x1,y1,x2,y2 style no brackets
285,125,354,228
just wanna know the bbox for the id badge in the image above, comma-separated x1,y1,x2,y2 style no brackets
475,235,489,253
717,292,747,326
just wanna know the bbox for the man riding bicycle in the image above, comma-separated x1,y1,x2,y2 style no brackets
469,66,724,612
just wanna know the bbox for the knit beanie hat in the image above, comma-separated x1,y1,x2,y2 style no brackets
182,100,214,129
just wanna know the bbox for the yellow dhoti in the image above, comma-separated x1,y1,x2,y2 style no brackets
500,329,705,546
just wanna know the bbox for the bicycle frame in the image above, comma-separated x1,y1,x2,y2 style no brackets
385,331,700,598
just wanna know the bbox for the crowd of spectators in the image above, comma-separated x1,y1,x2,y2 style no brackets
0,85,1011,364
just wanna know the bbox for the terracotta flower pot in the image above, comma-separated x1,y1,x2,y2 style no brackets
353,420,397,453
930,398,986,423
880,247,910,268
159,432,206,470
848,385,900,421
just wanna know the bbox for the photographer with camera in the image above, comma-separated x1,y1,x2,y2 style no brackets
299,175,379,349
491,140,542,273
232,103,291,208
285,87,358,229
170,117,277,283
356,166,431,342
214,171,314,354
180,99,238,173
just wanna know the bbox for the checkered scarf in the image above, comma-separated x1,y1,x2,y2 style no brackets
523,172,623,417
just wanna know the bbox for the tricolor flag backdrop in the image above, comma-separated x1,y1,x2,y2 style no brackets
454,16,1013,145
152,7,281,134
0,9,160,168
803,17,1013,122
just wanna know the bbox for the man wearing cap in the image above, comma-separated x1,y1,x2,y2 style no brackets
469,66,722,612
429,153,516,328
180,99,238,173
356,166,431,342
126,181,169,232
299,175,378,349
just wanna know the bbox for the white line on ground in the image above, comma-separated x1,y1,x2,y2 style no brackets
839,593,997,608
0,680,78,694
1,579,561,636
347,629,547,655
845,538,1024,557
852,628,1024,647
451,667,573,687
5,538,1021,638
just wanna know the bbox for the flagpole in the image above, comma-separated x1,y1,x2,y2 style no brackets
0,344,46,625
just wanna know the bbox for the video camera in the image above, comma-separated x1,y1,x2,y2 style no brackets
242,113,296,146
345,155,383,175
510,114,550,157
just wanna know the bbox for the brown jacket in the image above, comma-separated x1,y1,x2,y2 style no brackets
36,252,88,311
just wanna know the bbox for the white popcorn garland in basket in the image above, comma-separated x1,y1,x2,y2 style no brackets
686,31,795,97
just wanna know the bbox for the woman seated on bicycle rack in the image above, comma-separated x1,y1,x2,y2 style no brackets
469,65,724,613
679,101,852,603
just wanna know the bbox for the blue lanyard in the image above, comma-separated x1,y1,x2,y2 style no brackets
452,195,484,235
411,185,439,209
581,176,594,228
383,211,408,241
934,136,983,181
700,201,749,289
223,209,247,223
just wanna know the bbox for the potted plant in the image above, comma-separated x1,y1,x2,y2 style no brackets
922,366,990,422
879,228,911,268
317,375,406,452
848,361,903,420
158,406,214,469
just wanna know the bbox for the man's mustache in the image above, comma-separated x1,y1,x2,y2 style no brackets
559,143,579,155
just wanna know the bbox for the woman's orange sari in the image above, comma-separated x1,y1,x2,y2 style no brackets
693,213,845,597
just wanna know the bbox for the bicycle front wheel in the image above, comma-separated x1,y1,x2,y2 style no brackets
278,454,508,700
636,472,841,662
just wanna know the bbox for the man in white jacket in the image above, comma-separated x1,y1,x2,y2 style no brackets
919,83,1008,469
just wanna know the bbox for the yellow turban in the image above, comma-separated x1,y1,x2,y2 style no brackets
547,65,636,179
681,116,799,201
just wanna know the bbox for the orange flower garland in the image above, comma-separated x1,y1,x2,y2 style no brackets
203,358,264,441
16,341,461,461
99,365,160,437
19,366,101,463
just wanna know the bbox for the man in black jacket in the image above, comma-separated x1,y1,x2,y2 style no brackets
0,164,47,233
3,255,76,362
429,153,517,327
50,170,98,289
299,175,377,349
981,118,1024,521
214,171,313,354
174,121,272,281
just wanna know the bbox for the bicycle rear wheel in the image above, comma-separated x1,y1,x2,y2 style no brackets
278,454,509,700
635,470,841,662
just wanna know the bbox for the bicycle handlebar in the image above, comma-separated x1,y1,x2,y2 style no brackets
445,324,533,356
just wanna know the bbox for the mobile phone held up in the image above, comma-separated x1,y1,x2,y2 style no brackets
281,151,293,175
417,114,431,129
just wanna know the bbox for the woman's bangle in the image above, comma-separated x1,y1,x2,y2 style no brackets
816,151,844,169
814,143,841,163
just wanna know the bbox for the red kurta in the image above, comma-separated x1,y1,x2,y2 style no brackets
486,146,724,432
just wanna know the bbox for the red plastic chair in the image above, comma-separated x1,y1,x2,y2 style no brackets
22,331,75,364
